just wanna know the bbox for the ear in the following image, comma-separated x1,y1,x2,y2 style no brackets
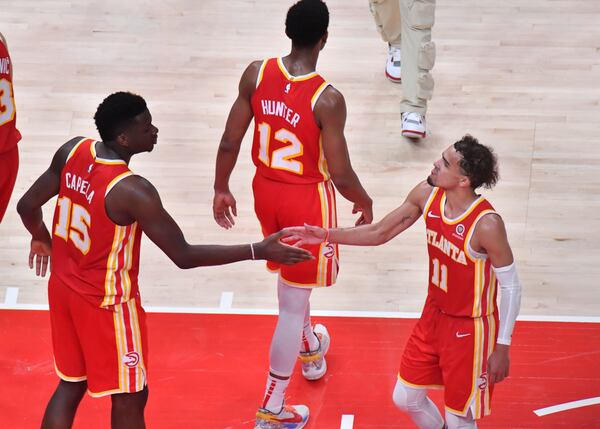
115,132,130,148
320,31,328,50
459,175,471,189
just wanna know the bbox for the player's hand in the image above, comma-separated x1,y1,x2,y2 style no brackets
487,344,510,384
213,190,237,229
281,224,327,247
255,231,314,265
352,198,373,226
29,238,52,277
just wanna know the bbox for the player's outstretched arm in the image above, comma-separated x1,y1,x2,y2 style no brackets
285,181,431,247
213,61,261,229
17,138,83,276
107,175,313,268
314,86,373,226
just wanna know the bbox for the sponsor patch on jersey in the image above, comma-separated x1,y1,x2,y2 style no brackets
452,223,466,240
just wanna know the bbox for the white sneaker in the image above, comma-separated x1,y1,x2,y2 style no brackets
386,45,401,83
255,404,310,429
299,324,330,381
401,112,426,139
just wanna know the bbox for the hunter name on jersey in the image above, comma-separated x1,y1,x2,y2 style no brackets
65,171,95,204
259,99,301,128
426,228,467,265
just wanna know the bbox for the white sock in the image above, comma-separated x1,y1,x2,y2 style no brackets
262,372,290,413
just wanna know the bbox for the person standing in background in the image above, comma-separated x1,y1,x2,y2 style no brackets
368,0,436,139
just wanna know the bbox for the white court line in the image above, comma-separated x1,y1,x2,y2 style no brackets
4,287,19,305
0,301,598,323
533,396,600,416
340,414,354,428
219,292,234,309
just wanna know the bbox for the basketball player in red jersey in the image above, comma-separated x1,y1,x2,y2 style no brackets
285,135,522,429
213,1,373,427
0,32,22,223
17,92,312,429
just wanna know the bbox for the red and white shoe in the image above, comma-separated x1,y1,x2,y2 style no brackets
255,404,309,429
386,45,402,83
401,112,426,139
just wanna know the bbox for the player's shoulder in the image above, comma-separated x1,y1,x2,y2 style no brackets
410,180,435,206
475,210,505,234
111,174,159,203
313,84,344,113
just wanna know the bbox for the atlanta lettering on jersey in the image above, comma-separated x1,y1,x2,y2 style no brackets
0,57,10,75
65,172,95,204
426,229,468,265
260,99,301,128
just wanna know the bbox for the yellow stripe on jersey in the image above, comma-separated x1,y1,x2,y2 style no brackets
422,187,440,221
256,59,268,88
276,57,318,82
65,137,88,162
103,226,126,307
317,136,330,182
440,193,485,225
311,81,330,110
317,182,328,287
113,305,127,392
485,314,496,415
105,171,134,197
326,181,338,284
473,317,484,417
120,223,137,302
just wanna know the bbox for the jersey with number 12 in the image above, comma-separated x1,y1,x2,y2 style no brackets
51,138,142,309
0,39,21,154
250,57,331,184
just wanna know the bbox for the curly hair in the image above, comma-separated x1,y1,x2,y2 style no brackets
285,0,329,48
453,135,499,190
94,92,147,142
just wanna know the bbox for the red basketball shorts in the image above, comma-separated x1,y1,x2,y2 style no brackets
399,303,498,419
48,276,148,397
0,145,18,223
252,173,338,287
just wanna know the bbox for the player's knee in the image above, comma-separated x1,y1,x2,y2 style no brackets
111,387,149,414
445,409,477,429
392,380,425,412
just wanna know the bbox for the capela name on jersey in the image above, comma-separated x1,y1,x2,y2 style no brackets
65,172,95,204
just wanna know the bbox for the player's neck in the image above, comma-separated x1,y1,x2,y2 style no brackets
97,141,132,164
283,48,319,76
443,188,479,218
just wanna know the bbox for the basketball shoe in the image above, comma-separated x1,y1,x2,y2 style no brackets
401,112,426,139
299,323,330,380
255,404,309,429
386,44,402,83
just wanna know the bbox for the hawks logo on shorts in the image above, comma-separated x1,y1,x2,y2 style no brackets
123,351,141,368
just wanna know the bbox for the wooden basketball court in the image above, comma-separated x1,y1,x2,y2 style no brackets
1,0,599,427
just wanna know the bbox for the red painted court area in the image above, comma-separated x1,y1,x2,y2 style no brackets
1,310,599,428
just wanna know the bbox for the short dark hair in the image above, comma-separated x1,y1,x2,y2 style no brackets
453,135,499,190
94,92,147,141
285,0,329,48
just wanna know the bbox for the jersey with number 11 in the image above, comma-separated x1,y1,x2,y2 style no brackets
51,138,142,309
250,57,331,184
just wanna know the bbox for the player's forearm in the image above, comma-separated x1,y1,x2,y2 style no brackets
213,141,241,192
327,223,386,246
330,171,371,208
174,242,260,269
16,201,50,241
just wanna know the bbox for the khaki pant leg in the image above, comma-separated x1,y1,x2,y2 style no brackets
369,0,402,45
399,0,436,114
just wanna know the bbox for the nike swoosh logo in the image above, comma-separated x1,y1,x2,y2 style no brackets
427,212,440,218
456,332,471,338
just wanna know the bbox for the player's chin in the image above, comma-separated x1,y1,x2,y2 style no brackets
426,175,435,186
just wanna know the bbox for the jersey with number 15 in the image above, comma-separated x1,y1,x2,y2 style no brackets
250,57,331,184
51,138,142,309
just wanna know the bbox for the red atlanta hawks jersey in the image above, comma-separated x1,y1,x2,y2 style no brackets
0,39,21,154
423,187,498,318
50,138,142,308
250,57,331,184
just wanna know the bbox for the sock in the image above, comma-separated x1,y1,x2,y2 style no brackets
262,372,290,413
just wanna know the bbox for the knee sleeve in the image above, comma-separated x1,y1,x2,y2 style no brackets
392,380,428,412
